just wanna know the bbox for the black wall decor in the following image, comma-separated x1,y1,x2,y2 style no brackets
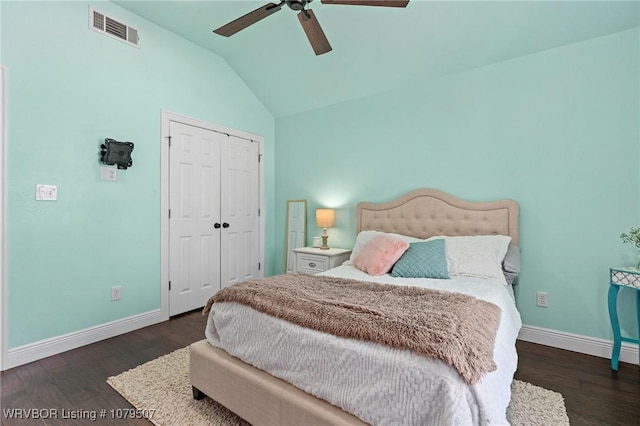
100,138,134,169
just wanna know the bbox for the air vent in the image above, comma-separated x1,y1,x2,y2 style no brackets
89,8,139,48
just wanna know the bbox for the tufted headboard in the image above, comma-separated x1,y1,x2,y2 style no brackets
356,188,519,245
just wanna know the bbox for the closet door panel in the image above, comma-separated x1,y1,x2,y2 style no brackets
220,135,260,289
169,121,222,315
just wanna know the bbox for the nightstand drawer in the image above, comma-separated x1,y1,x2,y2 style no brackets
296,253,329,274
292,247,352,275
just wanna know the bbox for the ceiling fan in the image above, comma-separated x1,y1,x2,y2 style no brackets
213,0,409,56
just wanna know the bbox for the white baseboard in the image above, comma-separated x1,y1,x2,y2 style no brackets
518,324,639,365
5,317,637,371
5,309,163,370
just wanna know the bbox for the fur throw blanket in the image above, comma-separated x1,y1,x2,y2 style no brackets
204,274,501,385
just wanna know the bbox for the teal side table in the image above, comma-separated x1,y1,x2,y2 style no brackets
608,267,640,371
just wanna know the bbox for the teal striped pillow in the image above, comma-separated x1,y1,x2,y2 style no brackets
391,239,449,279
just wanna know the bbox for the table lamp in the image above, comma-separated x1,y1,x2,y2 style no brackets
315,209,335,250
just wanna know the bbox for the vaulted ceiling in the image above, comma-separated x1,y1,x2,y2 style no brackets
114,1,639,118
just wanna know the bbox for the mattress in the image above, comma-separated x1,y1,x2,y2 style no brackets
205,265,522,425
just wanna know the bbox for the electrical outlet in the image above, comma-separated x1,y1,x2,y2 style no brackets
536,291,548,308
111,286,122,301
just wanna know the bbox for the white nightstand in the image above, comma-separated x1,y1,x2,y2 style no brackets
292,247,352,275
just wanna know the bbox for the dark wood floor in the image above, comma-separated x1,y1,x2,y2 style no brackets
2,310,639,425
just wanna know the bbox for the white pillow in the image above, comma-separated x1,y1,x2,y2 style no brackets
347,230,422,265
433,235,512,282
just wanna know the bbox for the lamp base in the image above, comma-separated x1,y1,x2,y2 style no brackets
320,233,329,250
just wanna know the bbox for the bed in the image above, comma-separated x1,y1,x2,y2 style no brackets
190,188,521,426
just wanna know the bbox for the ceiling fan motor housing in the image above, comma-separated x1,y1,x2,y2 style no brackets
287,0,309,11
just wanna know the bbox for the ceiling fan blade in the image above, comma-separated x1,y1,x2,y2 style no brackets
298,9,332,56
214,3,283,37
321,0,409,7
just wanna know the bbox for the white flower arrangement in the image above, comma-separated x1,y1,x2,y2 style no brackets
620,227,640,268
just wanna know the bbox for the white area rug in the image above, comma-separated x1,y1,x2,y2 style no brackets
107,347,570,426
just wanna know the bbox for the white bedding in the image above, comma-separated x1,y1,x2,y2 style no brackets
205,265,522,426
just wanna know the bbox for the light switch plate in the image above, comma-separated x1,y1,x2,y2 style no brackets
35,184,57,201
100,166,117,181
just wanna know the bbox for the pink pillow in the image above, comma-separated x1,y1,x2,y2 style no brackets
353,234,410,276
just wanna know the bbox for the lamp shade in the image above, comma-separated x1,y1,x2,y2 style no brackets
316,209,335,228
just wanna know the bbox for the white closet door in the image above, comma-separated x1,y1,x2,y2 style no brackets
169,121,221,316
220,135,260,289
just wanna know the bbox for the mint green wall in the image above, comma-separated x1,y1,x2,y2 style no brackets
275,28,640,341
2,1,275,348
2,1,638,353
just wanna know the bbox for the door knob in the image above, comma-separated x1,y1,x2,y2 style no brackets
214,223,221,229
222,222,230,228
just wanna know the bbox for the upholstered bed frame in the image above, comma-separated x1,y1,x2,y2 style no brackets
356,188,518,244
189,188,519,426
